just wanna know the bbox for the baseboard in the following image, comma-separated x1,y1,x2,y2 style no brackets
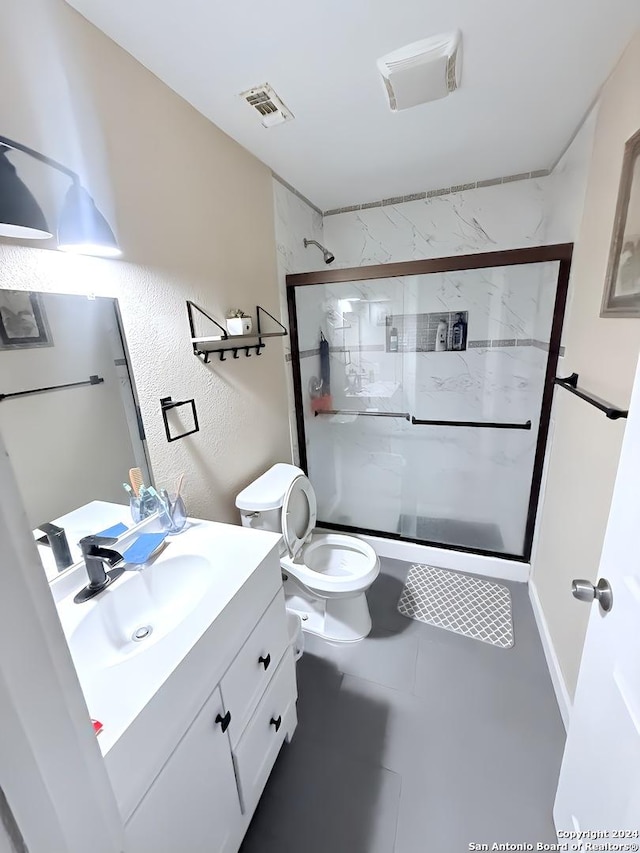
346,531,530,583
528,579,571,730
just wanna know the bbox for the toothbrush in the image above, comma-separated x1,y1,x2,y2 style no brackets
138,487,154,519
123,483,133,496
147,487,172,526
172,474,185,522
160,488,173,520
175,473,185,499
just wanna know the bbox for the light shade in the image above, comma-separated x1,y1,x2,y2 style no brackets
0,150,52,239
57,183,121,258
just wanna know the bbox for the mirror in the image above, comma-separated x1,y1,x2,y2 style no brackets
0,291,151,578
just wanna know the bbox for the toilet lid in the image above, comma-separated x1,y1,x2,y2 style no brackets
281,476,317,558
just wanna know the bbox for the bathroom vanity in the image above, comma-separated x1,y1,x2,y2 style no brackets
48,504,297,853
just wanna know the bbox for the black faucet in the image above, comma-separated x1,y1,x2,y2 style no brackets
38,522,73,572
74,535,124,603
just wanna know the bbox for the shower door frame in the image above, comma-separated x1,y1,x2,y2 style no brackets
286,243,573,562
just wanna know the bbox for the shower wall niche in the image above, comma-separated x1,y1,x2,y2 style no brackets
287,246,571,561
385,310,468,353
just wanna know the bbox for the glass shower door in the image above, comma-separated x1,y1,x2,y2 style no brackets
295,277,411,537
397,261,559,556
291,252,565,559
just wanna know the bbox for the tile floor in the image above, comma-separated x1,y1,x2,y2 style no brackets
240,557,565,853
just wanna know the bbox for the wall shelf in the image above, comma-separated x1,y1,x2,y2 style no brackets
187,302,287,363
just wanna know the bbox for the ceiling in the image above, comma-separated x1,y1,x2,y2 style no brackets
65,0,640,211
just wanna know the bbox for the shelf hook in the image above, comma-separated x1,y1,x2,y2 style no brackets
218,350,226,362
245,347,251,357
233,348,239,359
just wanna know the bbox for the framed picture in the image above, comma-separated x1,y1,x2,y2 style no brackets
601,127,640,317
0,291,53,350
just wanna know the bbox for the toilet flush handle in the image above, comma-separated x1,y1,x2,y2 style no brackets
244,511,260,519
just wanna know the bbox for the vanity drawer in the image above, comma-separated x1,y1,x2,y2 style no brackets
221,587,289,746
233,647,297,814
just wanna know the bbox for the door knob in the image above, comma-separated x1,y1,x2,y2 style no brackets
571,578,613,613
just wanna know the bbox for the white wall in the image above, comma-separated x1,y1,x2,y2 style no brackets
0,294,140,528
0,432,123,852
531,31,640,703
0,0,291,524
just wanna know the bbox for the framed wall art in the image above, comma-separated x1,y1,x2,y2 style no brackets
601,127,640,317
0,291,53,350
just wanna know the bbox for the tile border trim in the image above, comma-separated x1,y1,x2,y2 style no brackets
272,172,323,216
291,339,565,359
323,169,551,216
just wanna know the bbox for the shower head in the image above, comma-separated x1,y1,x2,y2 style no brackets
303,238,335,265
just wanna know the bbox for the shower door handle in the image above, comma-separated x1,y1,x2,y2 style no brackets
314,409,411,420
411,417,532,430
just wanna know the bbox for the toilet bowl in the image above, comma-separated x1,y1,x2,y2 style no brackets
236,464,380,642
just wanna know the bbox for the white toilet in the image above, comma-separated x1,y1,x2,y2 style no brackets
236,464,380,642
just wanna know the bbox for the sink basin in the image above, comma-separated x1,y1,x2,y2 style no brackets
68,554,215,673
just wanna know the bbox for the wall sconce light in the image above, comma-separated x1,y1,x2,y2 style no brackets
0,134,121,258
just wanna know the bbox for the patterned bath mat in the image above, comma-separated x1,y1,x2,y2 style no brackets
397,565,514,648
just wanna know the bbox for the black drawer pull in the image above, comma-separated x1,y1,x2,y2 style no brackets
215,711,231,733
259,653,271,671
270,715,282,732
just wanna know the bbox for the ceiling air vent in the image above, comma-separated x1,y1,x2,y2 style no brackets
240,83,294,128
377,30,462,111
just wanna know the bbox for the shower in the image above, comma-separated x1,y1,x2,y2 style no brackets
285,245,572,565
303,238,335,265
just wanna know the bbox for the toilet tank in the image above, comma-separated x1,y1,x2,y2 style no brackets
235,463,304,534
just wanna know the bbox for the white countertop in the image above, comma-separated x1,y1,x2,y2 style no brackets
51,504,282,757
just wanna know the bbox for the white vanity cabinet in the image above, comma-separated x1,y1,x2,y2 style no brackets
120,554,297,853
124,686,241,853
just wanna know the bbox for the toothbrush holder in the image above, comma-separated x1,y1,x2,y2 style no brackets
159,493,187,535
130,494,158,524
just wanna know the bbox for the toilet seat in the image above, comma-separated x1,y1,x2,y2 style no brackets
281,533,380,595
281,476,317,558
280,476,379,595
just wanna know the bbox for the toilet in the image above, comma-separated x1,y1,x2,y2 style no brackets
236,464,380,642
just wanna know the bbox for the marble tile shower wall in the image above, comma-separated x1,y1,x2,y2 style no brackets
272,126,591,551
272,178,324,465
323,178,549,268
